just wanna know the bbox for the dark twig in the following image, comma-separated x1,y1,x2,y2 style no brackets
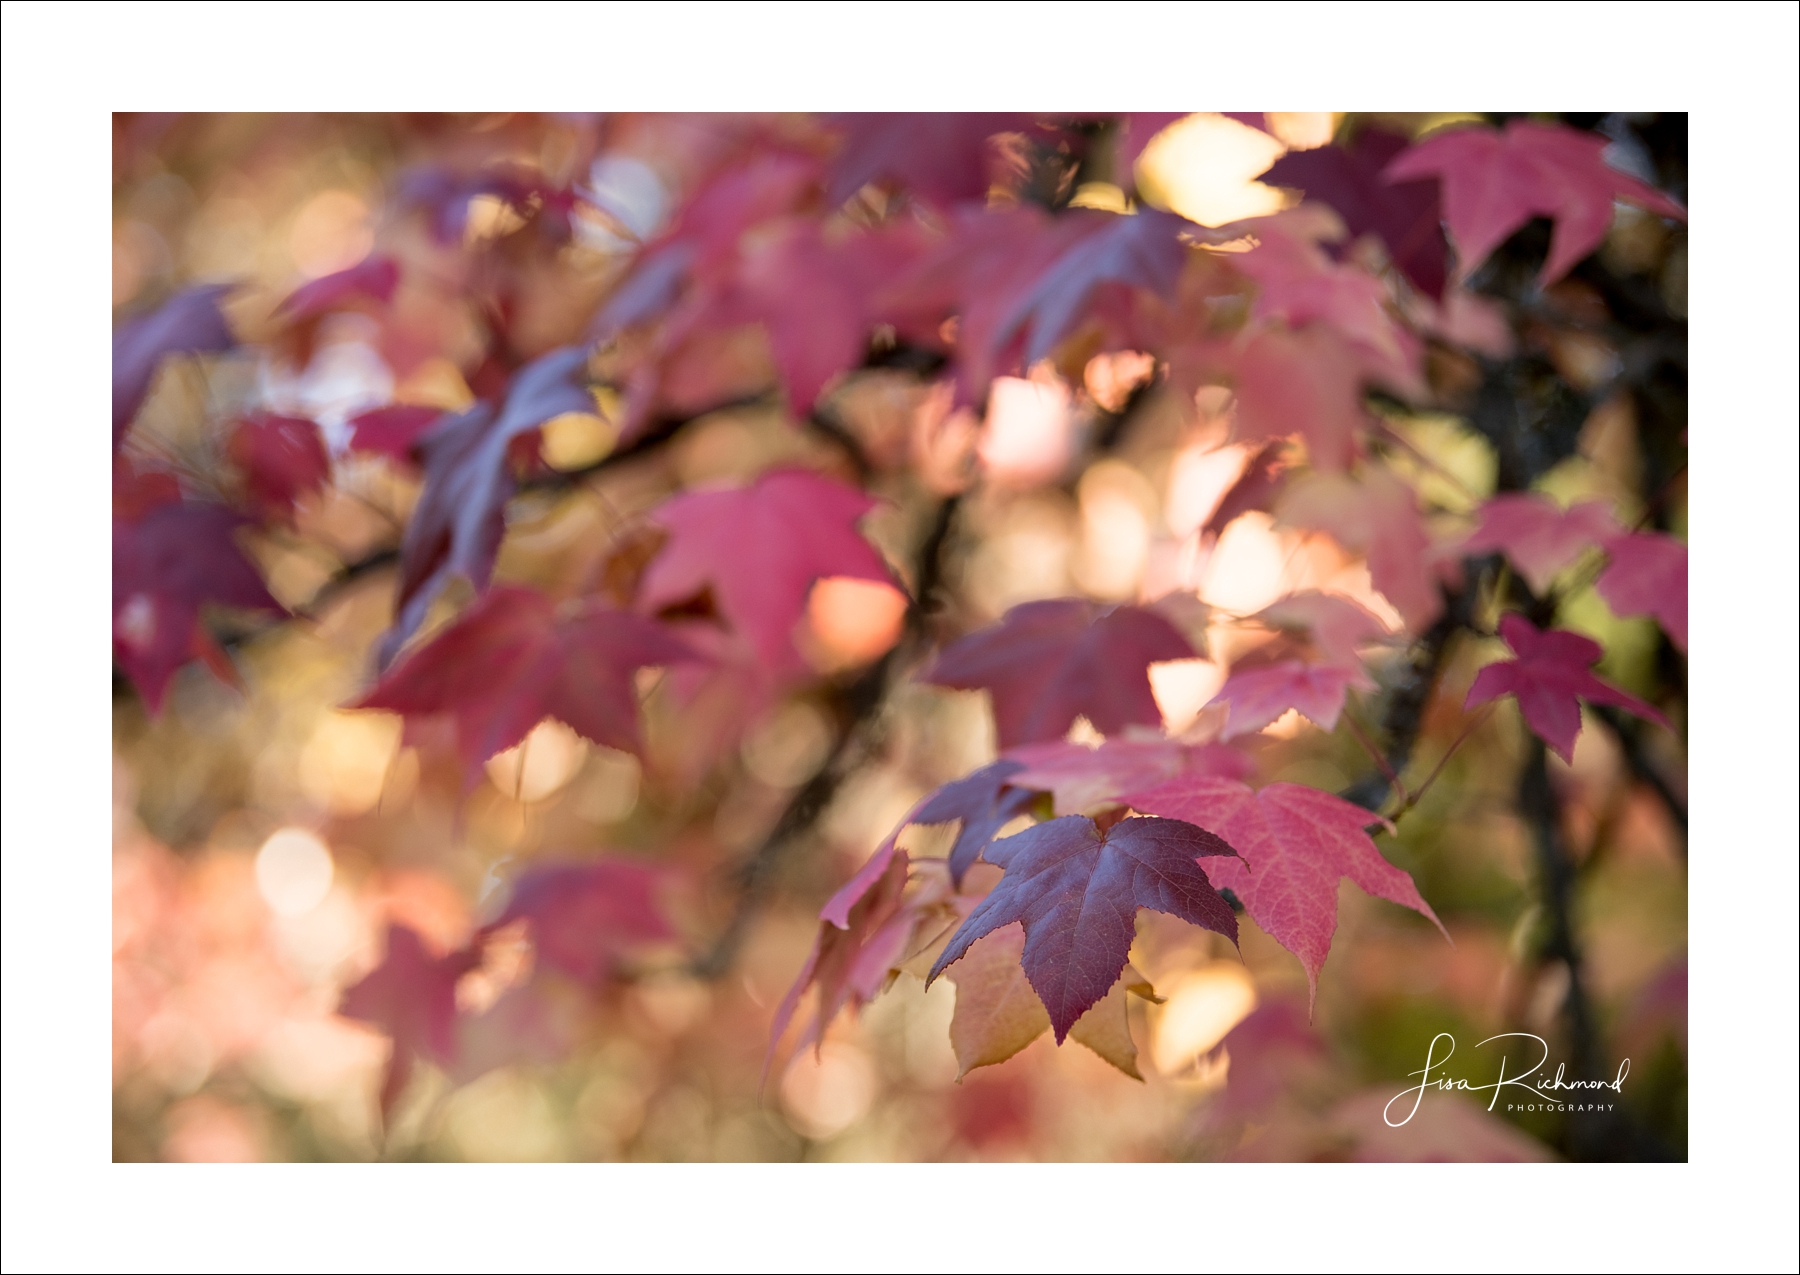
688,496,961,979
1591,704,1688,849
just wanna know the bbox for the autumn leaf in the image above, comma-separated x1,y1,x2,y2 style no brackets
1005,736,1251,816
113,284,236,448
999,208,1192,368
926,814,1238,1042
1383,119,1686,286
1461,492,1619,593
769,839,957,1069
1597,531,1687,652
910,760,1039,886
706,218,928,411
228,412,331,522
594,151,822,339
1124,777,1445,1009
1278,466,1443,629
113,497,282,712
1203,438,1292,536
1464,611,1668,763
945,923,1158,1079
274,255,400,325
636,467,897,674
826,113,1035,209
1210,661,1374,740
1259,128,1449,299
358,583,697,791
925,598,1196,749
339,923,482,1118
381,345,595,663
1229,325,1372,473
347,404,445,465
487,858,672,985
1253,590,1392,668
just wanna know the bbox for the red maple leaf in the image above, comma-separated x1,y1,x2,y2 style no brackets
113,284,236,448
1005,736,1251,815
1465,612,1669,762
487,859,672,985
926,814,1238,1041
1461,492,1619,593
1123,776,1445,1008
706,218,928,411
339,923,481,1118
826,113,1036,208
113,497,282,712
927,599,1196,749
769,838,956,1068
1597,531,1687,652
910,760,1039,885
1277,467,1443,629
346,404,444,465
635,467,896,673
274,255,400,325
594,151,821,339
382,346,595,663
1229,208,1423,394
1258,128,1449,300
227,412,331,522
1383,120,1686,286
879,205,1084,404
999,208,1193,368
1229,324,1372,473
1211,661,1374,740
1253,590,1392,667
357,583,697,791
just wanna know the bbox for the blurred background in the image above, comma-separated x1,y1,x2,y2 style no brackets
112,112,1686,1162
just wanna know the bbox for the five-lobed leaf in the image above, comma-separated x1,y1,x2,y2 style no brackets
1383,119,1686,286
926,598,1196,749
636,467,898,674
1465,612,1668,763
358,583,697,791
927,814,1238,1042
1124,776,1446,1009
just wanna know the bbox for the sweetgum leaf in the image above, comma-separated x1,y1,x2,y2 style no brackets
338,923,481,1118
113,498,282,712
488,859,671,985
1383,120,1686,286
707,218,928,411
113,284,236,448
1464,612,1668,763
1597,531,1687,652
999,208,1192,367
347,404,445,465
274,255,400,324
227,412,331,522
926,599,1196,749
826,113,1035,209
1124,777,1446,1009
1259,128,1448,299
1209,660,1374,740
381,346,594,663
636,467,897,674
926,814,1238,1042
945,923,1156,1079
911,760,1037,885
1277,467,1443,629
358,584,697,791
1461,492,1620,593
1005,736,1251,816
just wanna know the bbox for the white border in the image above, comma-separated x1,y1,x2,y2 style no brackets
4,3,1796,1272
